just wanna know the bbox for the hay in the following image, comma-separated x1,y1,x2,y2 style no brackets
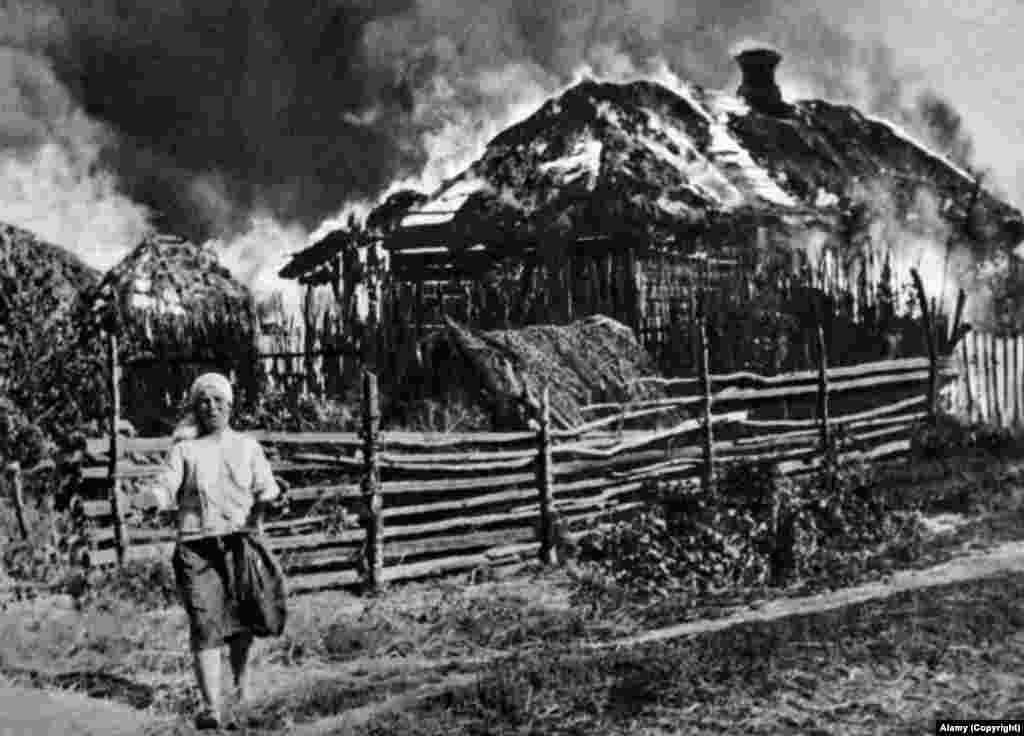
430,315,676,430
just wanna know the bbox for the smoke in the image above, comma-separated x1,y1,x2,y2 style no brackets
0,0,1017,313
0,43,149,270
15,1,991,231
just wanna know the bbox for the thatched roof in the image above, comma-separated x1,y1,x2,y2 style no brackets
281,75,1024,282
424,315,675,430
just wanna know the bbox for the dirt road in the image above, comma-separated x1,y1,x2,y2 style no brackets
0,684,155,735
595,538,1024,650
10,539,1024,735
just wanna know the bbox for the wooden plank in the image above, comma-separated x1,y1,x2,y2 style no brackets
592,369,939,414
555,446,700,479
712,369,938,404
380,544,538,584
378,431,536,448
387,528,537,562
553,411,747,455
736,395,926,430
986,332,995,423
627,357,930,390
380,448,538,463
283,483,363,504
380,455,537,473
1004,336,1011,427
82,465,162,480
1011,337,1019,429
86,429,537,458
84,459,353,481
384,487,540,518
383,506,540,538
381,471,536,496
973,331,983,422
775,438,910,476
962,337,975,422
552,402,700,437
287,568,362,593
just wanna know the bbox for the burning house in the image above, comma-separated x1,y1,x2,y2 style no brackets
281,48,1024,381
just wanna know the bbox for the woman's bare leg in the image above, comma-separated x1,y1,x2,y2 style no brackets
193,646,222,715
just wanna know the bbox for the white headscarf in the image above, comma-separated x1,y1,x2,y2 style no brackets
173,372,234,441
189,372,234,406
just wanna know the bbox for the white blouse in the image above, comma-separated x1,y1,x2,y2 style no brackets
148,429,280,538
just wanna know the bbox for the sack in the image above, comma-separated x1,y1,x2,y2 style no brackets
232,533,288,638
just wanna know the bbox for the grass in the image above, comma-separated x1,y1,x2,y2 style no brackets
5,437,1024,733
353,572,1024,736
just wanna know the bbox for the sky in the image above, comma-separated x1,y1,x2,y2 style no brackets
1,0,1023,304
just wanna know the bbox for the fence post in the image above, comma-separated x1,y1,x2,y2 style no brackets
816,325,831,451
815,323,835,494
978,331,991,423
1015,336,1022,427
910,269,939,422
991,334,1003,428
4,462,28,541
1004,336,1011,428
536,386,558,566
961,338,974,422
698,313,715,493
360,371,384,593
106,331,128,565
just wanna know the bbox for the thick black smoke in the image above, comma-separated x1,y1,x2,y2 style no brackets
3,0,986,245
42,0,425,241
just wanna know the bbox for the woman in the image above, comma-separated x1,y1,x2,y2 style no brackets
133,372,281,730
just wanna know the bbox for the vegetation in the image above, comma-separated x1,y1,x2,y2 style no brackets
570,447,926,620
0,225,108,456
353,573,1024,736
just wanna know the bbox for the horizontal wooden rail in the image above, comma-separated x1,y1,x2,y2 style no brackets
81,353,931,591
626,356,932,389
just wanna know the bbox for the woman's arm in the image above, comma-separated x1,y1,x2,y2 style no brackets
133,443,185,511
250,441,280,504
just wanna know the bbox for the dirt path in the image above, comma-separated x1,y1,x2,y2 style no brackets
11,539,1024,736
0,684,156,735
291,539,1024,736
594,539,1024,650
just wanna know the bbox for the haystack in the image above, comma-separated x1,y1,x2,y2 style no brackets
423,315,675,430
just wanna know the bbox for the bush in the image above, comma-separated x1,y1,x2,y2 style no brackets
0,398,52,469
68,558,179,612
573,452,925,604
911,412,1018,459
233,387,357,432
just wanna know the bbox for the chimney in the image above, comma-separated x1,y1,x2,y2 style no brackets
735,47,787,115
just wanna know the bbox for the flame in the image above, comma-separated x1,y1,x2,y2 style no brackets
208,214,307,318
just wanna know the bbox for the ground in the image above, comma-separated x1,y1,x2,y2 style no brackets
3,450,1024,735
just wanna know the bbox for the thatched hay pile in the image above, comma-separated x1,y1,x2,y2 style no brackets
426,315,675,430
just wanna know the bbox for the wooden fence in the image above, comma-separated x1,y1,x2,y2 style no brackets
946,331,1024,427
69,351,954,593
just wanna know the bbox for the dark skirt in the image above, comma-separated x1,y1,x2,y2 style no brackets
172,536,250,650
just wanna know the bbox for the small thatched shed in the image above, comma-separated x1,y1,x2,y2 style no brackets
414,315,677,430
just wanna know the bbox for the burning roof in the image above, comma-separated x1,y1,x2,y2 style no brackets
89,231,253,325
283,51,1024,276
